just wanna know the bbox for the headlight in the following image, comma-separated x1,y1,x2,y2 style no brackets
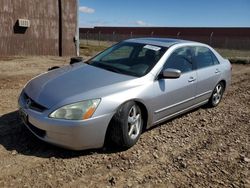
49,99,101,120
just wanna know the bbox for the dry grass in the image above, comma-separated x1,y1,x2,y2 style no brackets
216,48,250,59
80,45,107,57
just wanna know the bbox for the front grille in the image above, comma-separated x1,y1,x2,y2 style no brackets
26,121,46,138
24,93,47,112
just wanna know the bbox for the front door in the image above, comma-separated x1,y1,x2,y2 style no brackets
152,46,197,124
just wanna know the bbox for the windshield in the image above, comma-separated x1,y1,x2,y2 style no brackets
87,42,167,77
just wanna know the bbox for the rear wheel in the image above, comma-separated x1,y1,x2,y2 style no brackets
208,82,225,107
109,101,143,149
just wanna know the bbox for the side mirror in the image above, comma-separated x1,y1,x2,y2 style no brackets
70,56,84,65
48,66,60,71
161,68,181,79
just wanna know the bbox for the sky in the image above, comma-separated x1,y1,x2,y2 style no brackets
79,0,250,28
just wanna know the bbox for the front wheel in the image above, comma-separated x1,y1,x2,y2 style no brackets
208,82,225,107
109,101,143,149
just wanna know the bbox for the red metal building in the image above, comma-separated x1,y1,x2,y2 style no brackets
0,0,78,56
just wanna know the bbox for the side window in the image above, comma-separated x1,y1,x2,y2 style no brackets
211,51,220,65
102,46,133,61
194,46,216,69
164,47,194,73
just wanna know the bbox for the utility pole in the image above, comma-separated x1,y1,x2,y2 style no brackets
75,0,80,56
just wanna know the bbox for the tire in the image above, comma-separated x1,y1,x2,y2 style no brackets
109,101,143,149
208,82,225,107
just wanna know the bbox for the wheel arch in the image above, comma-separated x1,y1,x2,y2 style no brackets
103,99,149,147
210,79,226,99
217,79,226,91
133,100,149,132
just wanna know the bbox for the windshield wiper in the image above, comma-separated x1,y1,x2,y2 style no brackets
103,66,122,74
93,63,122,74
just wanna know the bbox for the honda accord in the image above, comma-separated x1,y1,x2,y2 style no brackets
18,38,231,150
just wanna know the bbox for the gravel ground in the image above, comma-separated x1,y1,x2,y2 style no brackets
0,57,249,187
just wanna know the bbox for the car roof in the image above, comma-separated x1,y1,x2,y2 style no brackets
125,37,200,48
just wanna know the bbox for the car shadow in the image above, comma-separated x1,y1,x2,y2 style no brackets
0,111,124,159
0,105,208,159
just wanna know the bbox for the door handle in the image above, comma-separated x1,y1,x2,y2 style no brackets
188,77,196,82
215,69,221,74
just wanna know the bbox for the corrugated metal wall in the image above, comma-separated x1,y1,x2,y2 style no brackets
0,0,77,56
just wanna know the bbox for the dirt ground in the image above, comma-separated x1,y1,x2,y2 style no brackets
0,56,249,188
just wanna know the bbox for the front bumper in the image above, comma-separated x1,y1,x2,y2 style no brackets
19,101,113,150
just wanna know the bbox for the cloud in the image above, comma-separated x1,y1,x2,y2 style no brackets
79,19,111,28
135,20,150,26
79,6,95,14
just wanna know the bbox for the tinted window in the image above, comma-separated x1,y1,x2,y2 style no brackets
211,51,220,65
102,46,133,61
164,47,194,73
194,46,216,69
88,42,167,77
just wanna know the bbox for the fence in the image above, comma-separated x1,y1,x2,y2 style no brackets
80,31,250,50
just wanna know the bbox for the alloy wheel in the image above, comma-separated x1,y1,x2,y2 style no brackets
127,105,142,140
212,84,223,106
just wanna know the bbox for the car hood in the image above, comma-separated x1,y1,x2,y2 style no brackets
24,63,137,109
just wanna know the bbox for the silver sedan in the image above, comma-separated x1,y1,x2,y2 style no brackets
18,38,231,150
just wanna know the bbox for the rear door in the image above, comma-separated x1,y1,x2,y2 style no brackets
193,46,222,103
152,46,197,124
